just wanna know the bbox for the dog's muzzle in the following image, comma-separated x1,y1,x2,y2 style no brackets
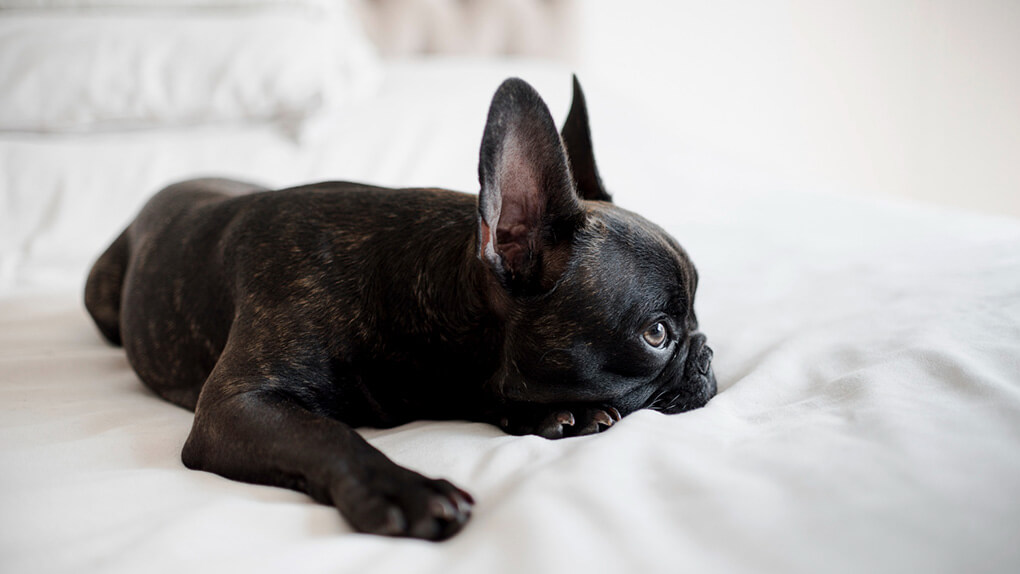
685,333,717,407
651,333,716,414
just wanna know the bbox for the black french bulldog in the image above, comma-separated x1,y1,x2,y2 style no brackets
84,76,716,541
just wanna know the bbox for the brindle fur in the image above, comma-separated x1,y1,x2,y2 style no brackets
84,77,716,540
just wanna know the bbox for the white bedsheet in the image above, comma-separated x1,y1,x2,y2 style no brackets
2,60,1020,574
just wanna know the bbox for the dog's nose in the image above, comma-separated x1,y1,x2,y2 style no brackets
684,335,717,403
697,345,713,375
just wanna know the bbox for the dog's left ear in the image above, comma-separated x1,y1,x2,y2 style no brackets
560,75,611,202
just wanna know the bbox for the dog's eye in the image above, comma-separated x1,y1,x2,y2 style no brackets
642,322,668,348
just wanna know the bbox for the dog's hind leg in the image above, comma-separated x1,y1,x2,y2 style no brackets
84,229,130,346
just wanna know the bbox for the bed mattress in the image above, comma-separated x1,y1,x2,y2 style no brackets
2,59,1019,574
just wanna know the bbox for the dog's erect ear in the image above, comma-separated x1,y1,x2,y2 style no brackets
560,75,611,203
477,78,584,290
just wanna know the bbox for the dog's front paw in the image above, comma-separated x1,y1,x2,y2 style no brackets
333,467,473,540
501,405,622,439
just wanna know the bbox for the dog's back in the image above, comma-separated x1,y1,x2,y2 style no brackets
85,178,483,412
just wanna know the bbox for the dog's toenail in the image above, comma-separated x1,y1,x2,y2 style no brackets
381,506,406,535
428,496,457,521
451,490,474,513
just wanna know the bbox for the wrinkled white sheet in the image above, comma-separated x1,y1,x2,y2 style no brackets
2,60,1020,574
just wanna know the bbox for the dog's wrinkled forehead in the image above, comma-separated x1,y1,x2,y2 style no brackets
567,203,697,322
502,202,699,389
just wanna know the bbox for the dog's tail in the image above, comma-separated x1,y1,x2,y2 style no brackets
84,229,130,346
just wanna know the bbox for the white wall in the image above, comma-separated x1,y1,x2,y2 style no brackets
575,0,1020,217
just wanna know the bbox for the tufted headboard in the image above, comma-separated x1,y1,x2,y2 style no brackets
348,0,577,61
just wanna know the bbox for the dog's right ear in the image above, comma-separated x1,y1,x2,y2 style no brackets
560,75,611,202
477,78,584,292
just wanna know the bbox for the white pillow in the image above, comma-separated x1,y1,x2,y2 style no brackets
0,4,379,132
0,0,330,11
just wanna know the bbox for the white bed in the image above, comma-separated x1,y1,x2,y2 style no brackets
2,4,1020,573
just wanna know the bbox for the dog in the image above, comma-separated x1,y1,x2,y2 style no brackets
84,76,716,541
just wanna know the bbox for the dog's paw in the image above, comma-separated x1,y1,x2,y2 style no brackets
334,468,473,540
570,406,623,437
501,405,622,439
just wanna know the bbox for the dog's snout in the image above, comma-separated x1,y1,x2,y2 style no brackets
682,333,716,404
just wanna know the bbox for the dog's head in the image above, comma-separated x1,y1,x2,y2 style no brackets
477,77,716,417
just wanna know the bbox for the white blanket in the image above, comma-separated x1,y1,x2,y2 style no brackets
2,60,1019,574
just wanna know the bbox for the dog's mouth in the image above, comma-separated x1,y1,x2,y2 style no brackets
647,336,716,414
647,370,716,414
